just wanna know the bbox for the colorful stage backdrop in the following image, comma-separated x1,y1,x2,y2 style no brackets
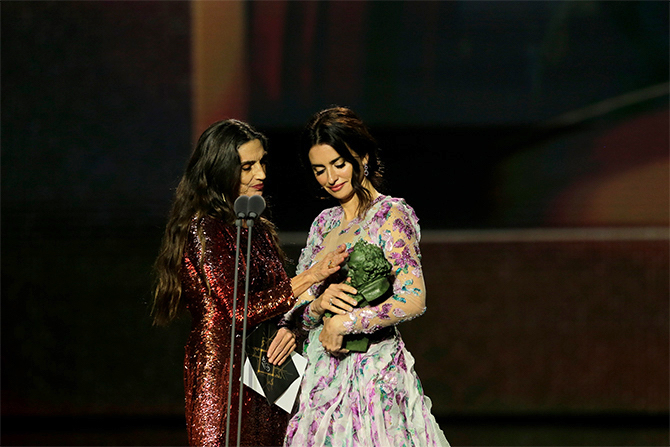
2,1,668,445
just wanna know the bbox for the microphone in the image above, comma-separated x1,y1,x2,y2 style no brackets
225,194,248,447
245,195,266,227
233,195,249,226
235,193,265,447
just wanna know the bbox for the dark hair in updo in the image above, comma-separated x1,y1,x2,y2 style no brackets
301,106,385,217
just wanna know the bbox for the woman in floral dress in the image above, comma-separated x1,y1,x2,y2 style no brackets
284,107,449,447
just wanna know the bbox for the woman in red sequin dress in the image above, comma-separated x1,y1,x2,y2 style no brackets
152,120,346,446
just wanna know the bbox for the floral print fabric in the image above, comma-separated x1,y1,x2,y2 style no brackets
284,195,449,447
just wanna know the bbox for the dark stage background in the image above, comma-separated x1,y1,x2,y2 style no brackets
2,1,668,445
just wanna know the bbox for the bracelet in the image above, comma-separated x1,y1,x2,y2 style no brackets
302,302,322,329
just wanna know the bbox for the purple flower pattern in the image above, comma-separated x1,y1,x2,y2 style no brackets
284,331,448,446
286,195,428,334
283,195,449,446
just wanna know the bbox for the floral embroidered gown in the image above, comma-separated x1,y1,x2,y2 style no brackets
284,195,449,447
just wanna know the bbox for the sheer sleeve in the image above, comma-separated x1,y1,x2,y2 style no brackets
341,200,427,335
280,211,327,330
295,212,324,277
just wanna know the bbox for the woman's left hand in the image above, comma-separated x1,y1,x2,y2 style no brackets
319,315,349,356
267,327,296,366
309,244,348,283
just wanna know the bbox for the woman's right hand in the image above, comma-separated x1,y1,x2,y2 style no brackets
267,327,296,366
311,282,358,316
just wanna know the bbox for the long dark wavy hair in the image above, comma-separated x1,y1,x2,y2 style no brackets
301,106,385,217
151,119,273,326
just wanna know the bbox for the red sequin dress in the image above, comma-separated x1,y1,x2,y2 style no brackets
181,215,295,446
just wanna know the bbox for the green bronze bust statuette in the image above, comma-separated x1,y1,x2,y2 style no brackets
324,240,393,352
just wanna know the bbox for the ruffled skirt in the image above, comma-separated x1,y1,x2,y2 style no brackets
284,328,449,447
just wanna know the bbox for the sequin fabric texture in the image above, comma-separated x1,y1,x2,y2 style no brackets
283,195,450,447
182,215,295,446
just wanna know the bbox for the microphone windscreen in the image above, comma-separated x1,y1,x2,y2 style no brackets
234,195,249,217
247,195,266,219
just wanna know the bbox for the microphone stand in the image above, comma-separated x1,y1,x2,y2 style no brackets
224,195,248,447
236,195,265,447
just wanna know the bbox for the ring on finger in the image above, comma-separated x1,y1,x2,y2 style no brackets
329,297,333,305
